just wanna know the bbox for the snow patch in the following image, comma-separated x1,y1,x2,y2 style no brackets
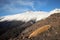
49,8,60,14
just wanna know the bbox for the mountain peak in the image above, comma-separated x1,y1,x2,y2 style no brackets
0,11,48,22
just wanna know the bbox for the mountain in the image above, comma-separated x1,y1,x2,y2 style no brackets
0,10,48,36
0,8,60,40
12,13,60,40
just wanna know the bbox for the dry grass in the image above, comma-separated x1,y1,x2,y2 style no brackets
28,25,51,38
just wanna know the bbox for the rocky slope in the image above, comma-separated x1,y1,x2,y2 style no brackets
9,13,60,40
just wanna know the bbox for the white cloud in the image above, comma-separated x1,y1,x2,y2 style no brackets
15,0,35,10
9,0,34,7
2,3,30,13
1,0,35,13
1,0,48,13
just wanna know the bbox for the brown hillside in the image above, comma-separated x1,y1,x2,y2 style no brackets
11,13,60,40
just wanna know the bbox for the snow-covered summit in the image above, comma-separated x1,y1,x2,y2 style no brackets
0,8,60,22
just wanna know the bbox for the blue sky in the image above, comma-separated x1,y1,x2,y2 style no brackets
0,0,60,16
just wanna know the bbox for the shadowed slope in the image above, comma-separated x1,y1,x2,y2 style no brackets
0,19,36,40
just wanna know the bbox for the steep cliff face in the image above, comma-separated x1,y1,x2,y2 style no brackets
12,13,60,40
